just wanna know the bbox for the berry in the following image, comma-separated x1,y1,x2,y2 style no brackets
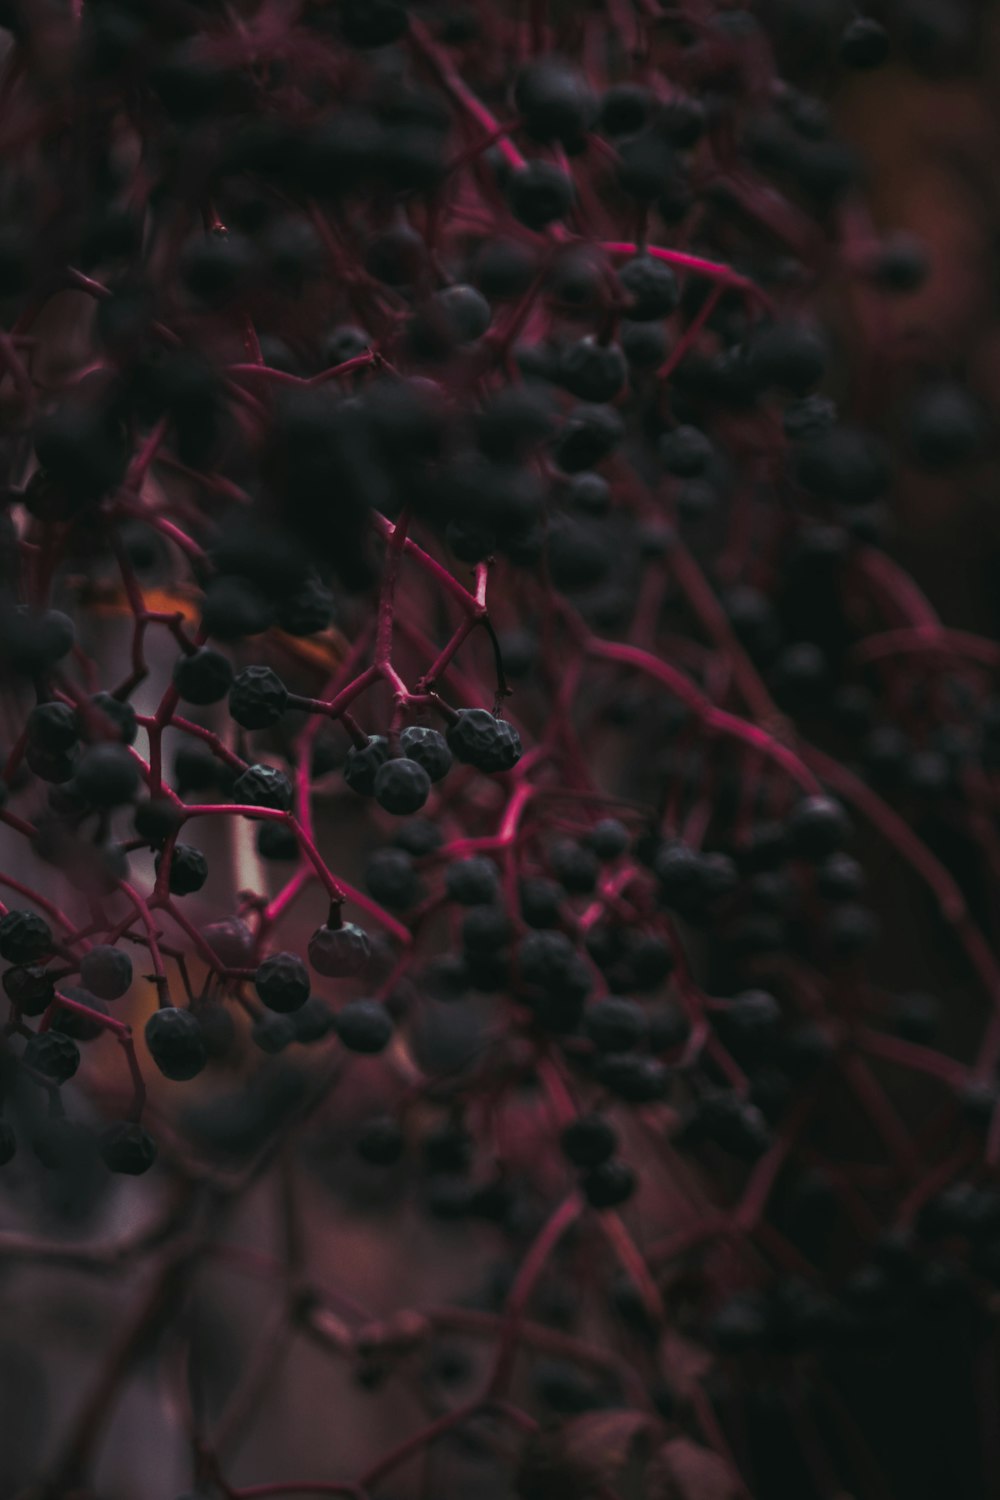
146,1007,207,1081
905,382,983,471
506,161,574,229
581,1159,636,1209
746,321,827,394
373,757,432,816
134,799,185,849
398,725,453,782
255,952,310,1013
660,425,713,476
308,921,371,977
561,1114,618,1166
0,910,53,963
549,838,600,895
276,576,334,636
79,945,132,1000
28,702,79,755
461,905,512,955
99,1121,157,1174
554,403,625,472
74,743,140,807
515,57,595,146
356,1115,405,1165
257,822,299,861
202,576,273,641
344,736,391,796
3,964,55,1015
366,848,421,909
795,424,890,506
228,666,289,729
336,998,393,1054
156,843,208,896
445,857,500,907
597,1054,669,1103
584,996,647,1053
253,1014,295,1053
841,17,890,69
232,764,293,811
617,257,680,321
446,709,522,773
697,1092,771,1160
560,337,627,403
294,996,336,1044
519,876,563,928
393,819,443,856
786,796,851,860
25,1027,81,1082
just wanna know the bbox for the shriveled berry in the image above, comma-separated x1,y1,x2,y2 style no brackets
373,757,432,816
255,951,310,1013
232,764,293,810
276,576,334,636
99,1121,157,1175
80,945,132,1000
0,909,53,964
308,921,371,977
228,666,289,729
156,843,208,896
399,725,453,782
336,998,393,1054
3,964,55,1015
24,1030,80,1083
446,709,522,773
344,736,391,796
146,1007,207,1081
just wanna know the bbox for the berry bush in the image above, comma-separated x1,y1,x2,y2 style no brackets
0,2,997,1497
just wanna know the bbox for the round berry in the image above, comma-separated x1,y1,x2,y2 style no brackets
373,757,432,816
561,1113,618,1167
99,1121,157,1175
335,998,393,1054
74,743,140,807
145,1006,207,1081
514,57,595,146
399,725,453,782
27,701,79,755
24,1030,80,1083
156,843,208,896
294,996,336,1044
228,665,289,729
133,799,184,850
445,857,500,906
506,161,574,229
582,1159,636,1209
560,337,627,403
0,909,53,964
446,709,522,773
617,256,679,321
255,951,310,1014
257,821,299,861
840,17,889,69
79,945,132,1000
3,964,55,1015
356,1115,404,1165
90,692,138,745
232,764,293,811
587,818,630,861
365,847,421,909
172,647,234,705
584,996,647,1053
343,735,391,796
253,1013,295,1053
308,921,371,978
786,795,851,860
276,576,334,636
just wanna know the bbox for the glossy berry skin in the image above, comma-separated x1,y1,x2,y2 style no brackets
232,764,293,811
255,952,310,1013
156,843,208,896
79,945,133,1000
24,1030,81,1083
343,736,391,796
840,17,889,69
373,757,432,815
560,1113,618,1167
0,909,53,964
172,647,234,705
399,725,453,782
145,1007,207,1082
308,921,371,977
335,998,393,1054
581,1159,636,1209
99,1121,157,1175
229,666,289,729
0,1120,14,1165
787,795,851,860
446,709,522,773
